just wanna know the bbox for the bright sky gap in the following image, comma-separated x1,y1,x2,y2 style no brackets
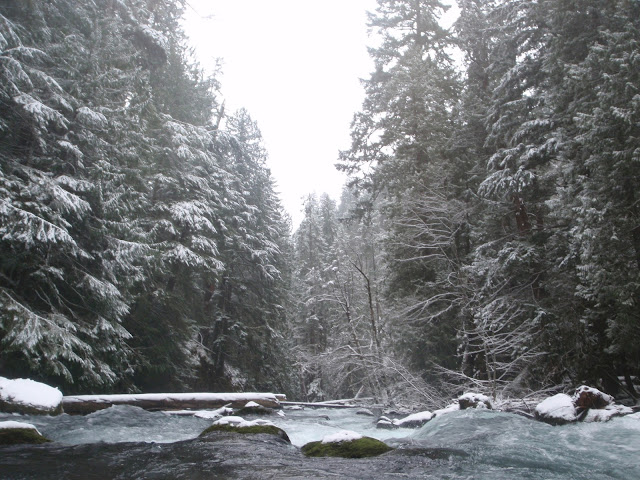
183,0,459,228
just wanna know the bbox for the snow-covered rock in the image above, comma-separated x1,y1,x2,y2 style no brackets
0,421,40,433
458,392,493,410
376,416,398,430
355,408,375,416
433,402,460,417
0,377,63,415
394,410,434,428
0,421,51,445
321,430,362,444
573,385,614,410
212,416,275,428
201,416,290,443
163,406,235,419
534,393,577,425
583,404,633,423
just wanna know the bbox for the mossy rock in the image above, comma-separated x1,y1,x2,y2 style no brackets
199,424,290,443
0,428,52,445
301,437,393,458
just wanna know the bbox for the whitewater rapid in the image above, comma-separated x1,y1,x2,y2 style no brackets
1,405,639,479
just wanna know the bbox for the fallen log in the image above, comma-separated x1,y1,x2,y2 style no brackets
314,397,374,405
62,392,285,415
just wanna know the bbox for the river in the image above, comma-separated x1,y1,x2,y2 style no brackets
1,405,639,479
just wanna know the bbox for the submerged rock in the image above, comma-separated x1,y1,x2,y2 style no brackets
0,421,51,445
302,435,393,458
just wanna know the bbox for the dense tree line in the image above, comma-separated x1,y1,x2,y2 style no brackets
293,0,640,403
2,0,639,405
0,0,293,395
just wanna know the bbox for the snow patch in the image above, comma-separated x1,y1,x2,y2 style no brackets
583,404,633,423
395,411,434,427
433,403,460,417
244,401,261,408
0,420,41,434
458,392,492,409
64,392,280,404
76,106,107,129
163,406,234,419
0,377,63,411
321,430,363,443
212,416,275,428
535,393,576,423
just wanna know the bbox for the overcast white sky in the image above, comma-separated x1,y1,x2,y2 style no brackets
183,1,457,228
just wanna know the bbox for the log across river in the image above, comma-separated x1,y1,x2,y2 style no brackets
62,392,287,414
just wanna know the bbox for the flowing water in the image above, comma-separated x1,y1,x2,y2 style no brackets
1,405,639,479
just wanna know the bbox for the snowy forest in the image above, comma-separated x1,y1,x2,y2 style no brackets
1,0,639,407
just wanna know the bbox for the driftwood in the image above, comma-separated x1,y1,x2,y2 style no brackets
62,393,286,415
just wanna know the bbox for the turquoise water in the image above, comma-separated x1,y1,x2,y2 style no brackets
1,406,639,479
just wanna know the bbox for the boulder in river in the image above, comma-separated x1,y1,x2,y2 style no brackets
376,416,398,430
0,377,63,415
534,393,577,425
0,421,52,445
235,401,274,416
535,386,633,425
572,385,613,410
200,416,290,443
394,410,434,428
302,430,393,458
